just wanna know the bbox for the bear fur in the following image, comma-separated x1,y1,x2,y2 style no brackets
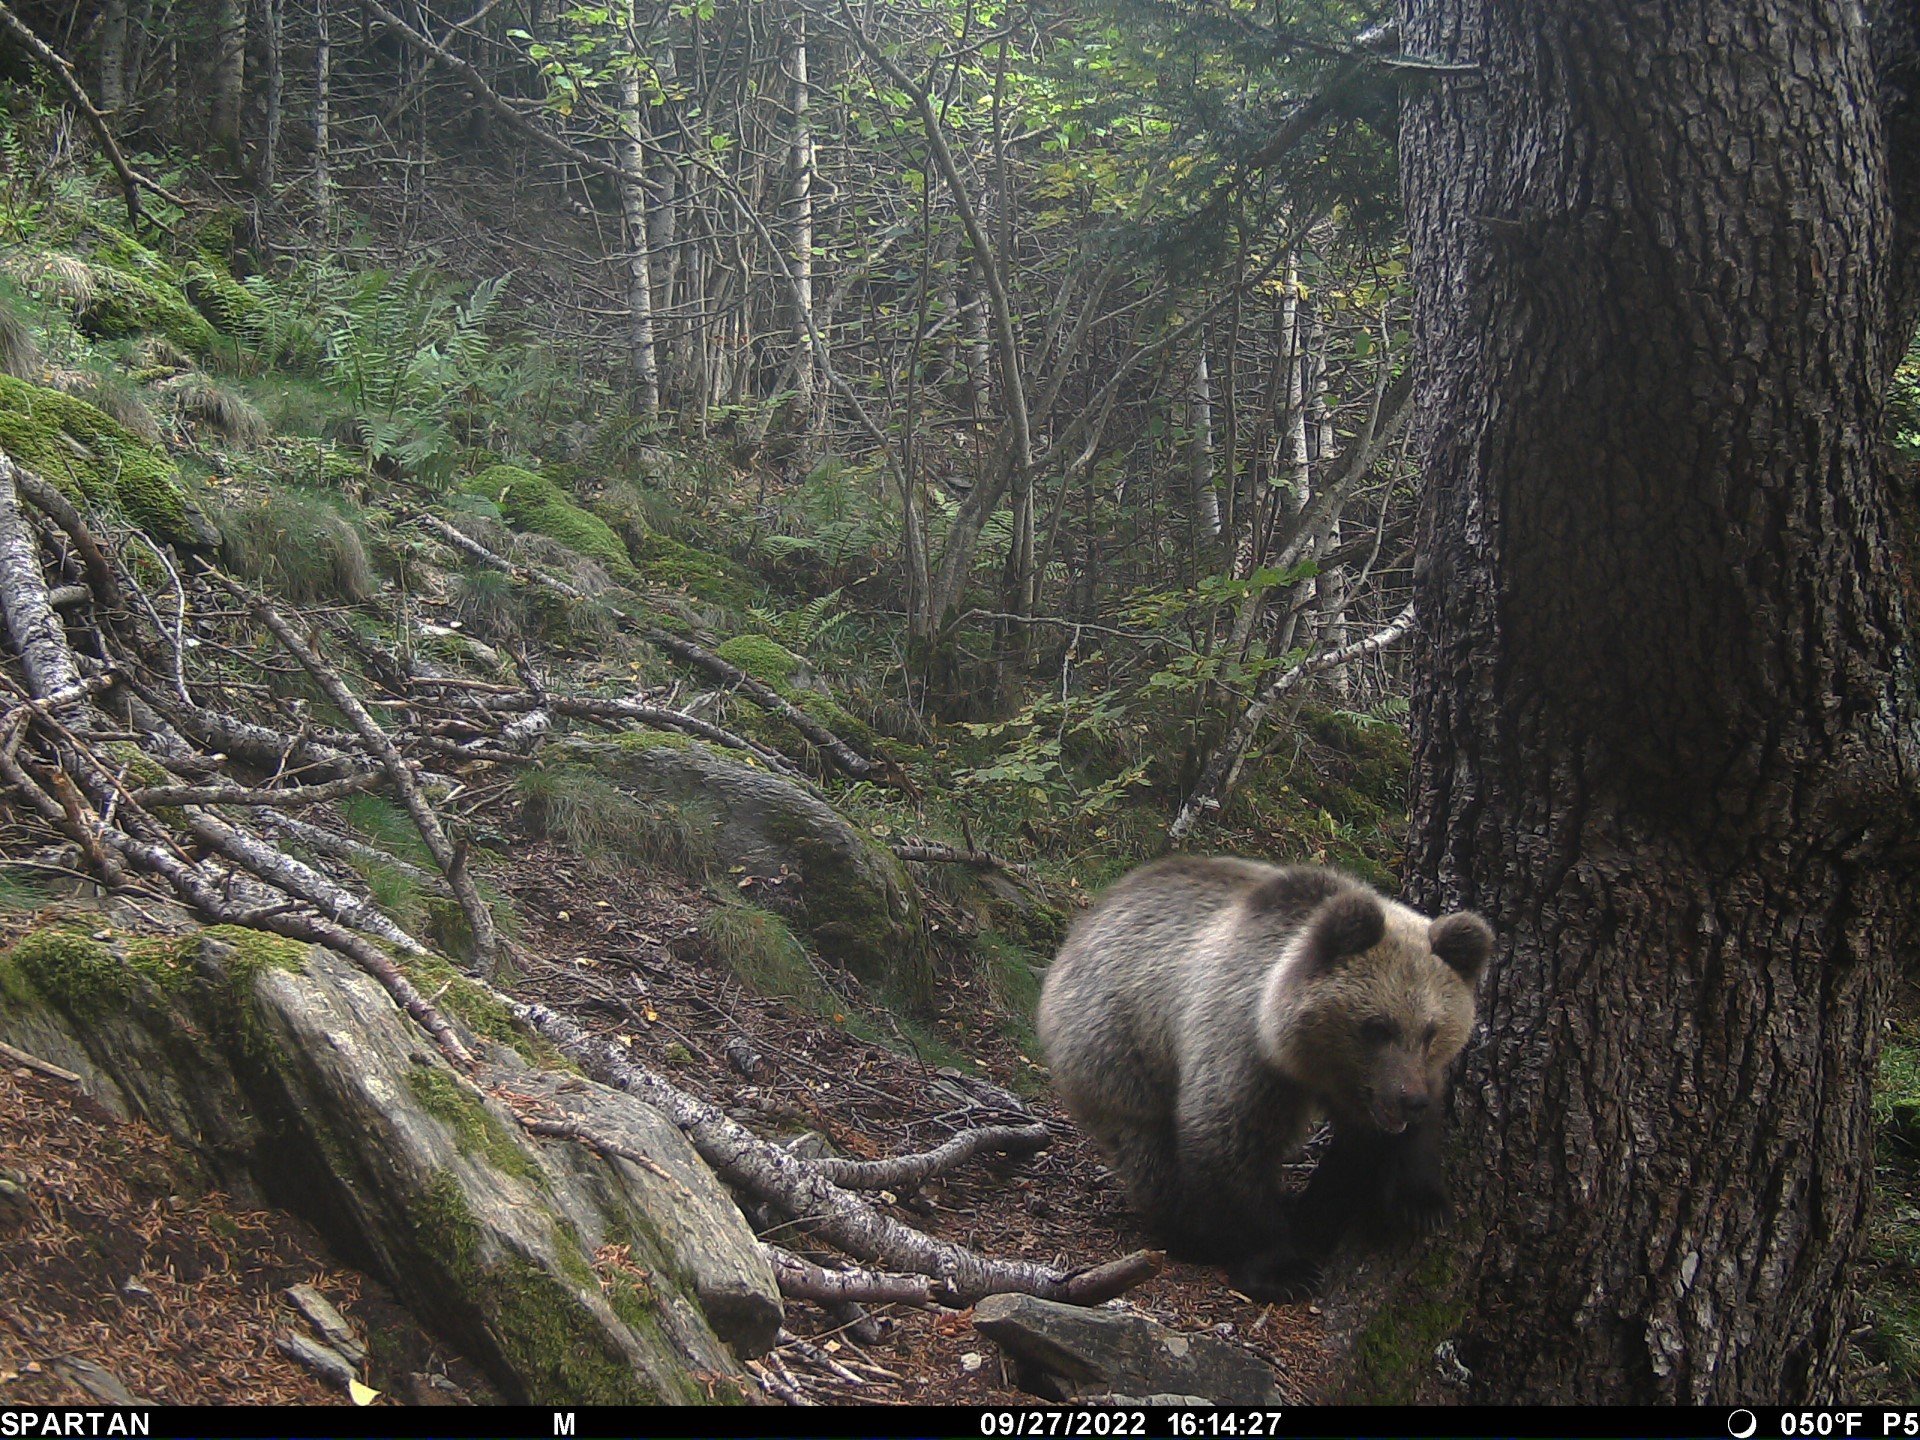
1035,857,1493,1297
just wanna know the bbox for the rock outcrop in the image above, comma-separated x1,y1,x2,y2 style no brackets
0,916,778,1403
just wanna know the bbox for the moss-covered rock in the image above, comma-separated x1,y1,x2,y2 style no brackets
183,255,267,341
715,635,802,687
0,921,758,1403
629,533,761,611
77,232,222,357
0,373,215,546
464,464,638,580
550,739,932,1005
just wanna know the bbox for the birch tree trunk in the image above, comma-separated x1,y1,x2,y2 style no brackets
1187,338,1221,543
616,60,660,419
312,0,330,225
784,7,819,465
1394,0,1920,1402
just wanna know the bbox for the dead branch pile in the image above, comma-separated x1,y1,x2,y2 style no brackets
0,455,1153,1333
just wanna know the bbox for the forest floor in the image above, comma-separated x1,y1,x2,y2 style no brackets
0,832,1329,1407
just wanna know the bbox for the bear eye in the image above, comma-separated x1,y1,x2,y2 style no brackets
1360,1018,1399,1046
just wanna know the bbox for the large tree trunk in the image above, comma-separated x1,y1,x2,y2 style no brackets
1397,0,1920,1403
208,0,244,166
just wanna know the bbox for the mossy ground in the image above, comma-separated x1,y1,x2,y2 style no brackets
402,1066,544,1184
1343,1247,1467,1404
0,371,200,541
465,464,639,582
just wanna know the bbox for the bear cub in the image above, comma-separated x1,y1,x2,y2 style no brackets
1035,857,1493,1299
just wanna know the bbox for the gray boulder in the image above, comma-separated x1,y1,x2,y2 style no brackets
545,738,929,998
973,1293,1285,1405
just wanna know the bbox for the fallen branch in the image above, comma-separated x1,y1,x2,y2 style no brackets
0,455,83,703
891,842,1035,878
0,1037,82,1082
131,772,384,809
404,507,876,779
764,1246,935,1309
231,581,500,970
808,1122,1051,1190
639,627,875,779
516,1002,1157,1306
11,464,123,613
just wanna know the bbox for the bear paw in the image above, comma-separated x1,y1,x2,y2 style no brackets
1380,1179,1451,1237
1227,1248,1324,1304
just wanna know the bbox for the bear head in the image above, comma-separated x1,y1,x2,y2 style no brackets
1254,886,1494,1134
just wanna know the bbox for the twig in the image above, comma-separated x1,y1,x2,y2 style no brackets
516,1002,1159,1306
0,1037,82,1082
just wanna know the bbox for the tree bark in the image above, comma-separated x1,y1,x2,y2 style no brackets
259,0,283,194
616,59,660,419
96,0,127,111
209,0,244,166
1396,0,1920,1403
312,0,330,225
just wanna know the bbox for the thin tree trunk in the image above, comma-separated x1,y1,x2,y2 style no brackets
1187,338,1221,543
784,6,819,463
1394,0,1920,1403
616,60,660,419
312,0,329,224
258,0,283,194
96,0,127,111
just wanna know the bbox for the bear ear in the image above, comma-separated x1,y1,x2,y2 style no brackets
1429,912,1494,982
1299,889,1386,971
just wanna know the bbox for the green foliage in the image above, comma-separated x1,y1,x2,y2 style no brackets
315,268,515,482
745,590,852,655
0,290,41,378
628,532,761,610
216,488,376,604
1891,336,1920,464
516,764,712,878
466,464,638,580
0,372,201,542
1863,1030,1920,1396
699,901,831,1010
955,692,1150,832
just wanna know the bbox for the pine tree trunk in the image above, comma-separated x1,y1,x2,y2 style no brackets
209,0,245,166
1398,0,1920,1402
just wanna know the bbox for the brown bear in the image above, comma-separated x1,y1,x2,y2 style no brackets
1035,857,1493,1298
